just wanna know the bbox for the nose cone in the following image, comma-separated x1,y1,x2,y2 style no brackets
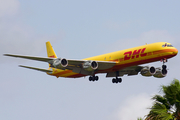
173,48,178,55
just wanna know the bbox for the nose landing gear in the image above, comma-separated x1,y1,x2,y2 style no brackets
162,58,168,74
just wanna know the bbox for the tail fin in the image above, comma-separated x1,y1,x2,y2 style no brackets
46,41,57,58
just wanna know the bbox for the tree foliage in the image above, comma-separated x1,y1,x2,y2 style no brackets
144,79,180,120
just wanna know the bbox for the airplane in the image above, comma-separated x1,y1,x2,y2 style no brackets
4,42,178,83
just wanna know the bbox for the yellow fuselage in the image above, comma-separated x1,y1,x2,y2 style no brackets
48,42,178,78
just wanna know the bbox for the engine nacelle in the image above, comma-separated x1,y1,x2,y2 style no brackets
52,58,68,69
141,66,156,77
153,68,167,78
83,61,98,71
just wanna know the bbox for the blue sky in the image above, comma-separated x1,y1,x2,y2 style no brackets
0,0,180,120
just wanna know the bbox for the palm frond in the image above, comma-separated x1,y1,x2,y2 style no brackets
145,79,180,120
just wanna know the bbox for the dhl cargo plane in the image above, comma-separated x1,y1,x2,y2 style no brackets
4,42,178,83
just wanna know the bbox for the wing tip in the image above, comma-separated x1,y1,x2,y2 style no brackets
4,54,17,56
3,54,9,56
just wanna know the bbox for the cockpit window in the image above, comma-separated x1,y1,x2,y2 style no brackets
162,43,173,47
168,44,173,47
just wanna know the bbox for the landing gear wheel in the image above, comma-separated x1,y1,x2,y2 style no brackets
162,69,167,74
112,78,116,83
95,76,99,81
162,65,167,69
89,76,92,81
118,78,122,83
112,78,122,84
89,76,99,82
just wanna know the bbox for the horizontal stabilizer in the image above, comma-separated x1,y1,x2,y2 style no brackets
19,65,52,73
4,54,54,62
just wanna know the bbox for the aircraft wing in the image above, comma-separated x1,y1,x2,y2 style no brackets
4,54,117,74
4,54,55,62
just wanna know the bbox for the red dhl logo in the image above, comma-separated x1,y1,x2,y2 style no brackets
49,55,55,58
111,48,148,62
123,48,147,61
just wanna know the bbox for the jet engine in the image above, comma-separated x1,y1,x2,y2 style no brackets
141,66,156,77
51,58,68,69
83,61,98,71
153,68,167,78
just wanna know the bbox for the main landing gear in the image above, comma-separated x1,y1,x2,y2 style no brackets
89,76,99,81
112,71,122,84
112,77,122,83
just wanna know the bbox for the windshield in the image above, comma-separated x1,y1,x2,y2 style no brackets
162,43,173,47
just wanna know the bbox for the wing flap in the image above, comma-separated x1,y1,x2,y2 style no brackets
66,59,116,70
97,61,116,70
106,66,143,77
4,54,117,73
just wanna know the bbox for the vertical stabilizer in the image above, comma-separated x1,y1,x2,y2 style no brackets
46,41,57,58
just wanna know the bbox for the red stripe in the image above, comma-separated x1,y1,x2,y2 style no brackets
67,74,86,78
